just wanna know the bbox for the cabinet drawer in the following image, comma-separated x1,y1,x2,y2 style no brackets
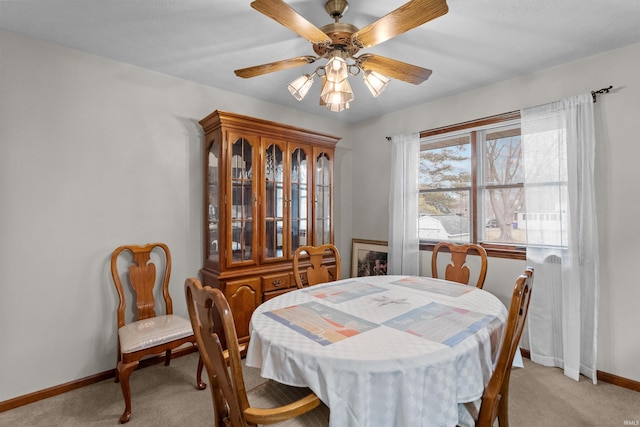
262,273,291,292
263,287,293,301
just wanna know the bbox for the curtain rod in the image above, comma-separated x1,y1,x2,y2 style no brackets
591,85,613,103
385,87,613,140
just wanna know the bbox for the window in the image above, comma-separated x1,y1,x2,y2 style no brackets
418,112,525,258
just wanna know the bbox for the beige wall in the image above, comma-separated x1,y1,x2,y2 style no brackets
0,30,352,401
1,28,638,403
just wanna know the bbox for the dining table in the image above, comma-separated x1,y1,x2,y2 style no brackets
245,275,509,427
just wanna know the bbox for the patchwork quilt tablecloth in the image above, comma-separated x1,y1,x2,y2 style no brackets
246,275,508,427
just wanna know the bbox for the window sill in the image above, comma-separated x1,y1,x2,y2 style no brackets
419,242,526,261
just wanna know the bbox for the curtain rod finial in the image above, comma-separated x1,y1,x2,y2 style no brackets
591,85,613,103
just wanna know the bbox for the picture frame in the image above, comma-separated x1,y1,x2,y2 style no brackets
351,238,389,277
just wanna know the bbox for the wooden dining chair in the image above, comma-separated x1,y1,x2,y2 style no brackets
431,242,488,289
110,243,205,423
458,267,534,427
184,277,330,427
293,244,341,289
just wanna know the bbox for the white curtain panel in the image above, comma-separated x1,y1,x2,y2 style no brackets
521,93,599,382
388,133,420,275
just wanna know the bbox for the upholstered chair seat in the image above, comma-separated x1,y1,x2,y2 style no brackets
118,315,194,354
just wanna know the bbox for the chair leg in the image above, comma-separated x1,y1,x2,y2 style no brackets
117,360,139,424
196,355,207,390
115,353,121,383
497,394,509,427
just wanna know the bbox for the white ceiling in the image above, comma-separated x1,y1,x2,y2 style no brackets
2,0,640,123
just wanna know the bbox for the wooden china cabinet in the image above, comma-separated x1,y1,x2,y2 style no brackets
198,110,340,345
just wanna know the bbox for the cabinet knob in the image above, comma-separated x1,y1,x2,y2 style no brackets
272,280,281,287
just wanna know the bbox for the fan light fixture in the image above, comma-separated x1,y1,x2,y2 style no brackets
236,0,447,114
363,70,390,98
324,51,349,83
287,74,315,101
288,50,389,112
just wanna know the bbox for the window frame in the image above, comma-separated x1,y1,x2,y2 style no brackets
418,111,526,260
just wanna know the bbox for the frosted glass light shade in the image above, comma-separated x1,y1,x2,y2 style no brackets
325,101,350,112
319,77,349,112
363,70,390,97
287,74,314,101
324,55,348,83
320,78,354,104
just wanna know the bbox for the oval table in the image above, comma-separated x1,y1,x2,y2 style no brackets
246,275,508,427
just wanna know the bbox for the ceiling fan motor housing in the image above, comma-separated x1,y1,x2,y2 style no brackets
314,22,360,56
315,0,359,56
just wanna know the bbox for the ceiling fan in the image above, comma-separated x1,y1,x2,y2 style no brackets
234,0,449,112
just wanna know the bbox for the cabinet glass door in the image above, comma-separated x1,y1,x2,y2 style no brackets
315,151,332,245
230,136,256,263
207,140,220,263
290,147,309,255
264,142,285,260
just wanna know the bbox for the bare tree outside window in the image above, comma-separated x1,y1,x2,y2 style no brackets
483,128,525,243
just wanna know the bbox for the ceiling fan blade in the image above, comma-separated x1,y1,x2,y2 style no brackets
251,0,331,45
234,56,317,78
357,54,432,85
352,0,449,49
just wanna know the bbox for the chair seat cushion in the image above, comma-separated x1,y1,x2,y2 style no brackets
247,380,330,426
118,314,193,353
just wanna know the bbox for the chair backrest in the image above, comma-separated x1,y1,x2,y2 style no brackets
476,267,534,427
185,277,249,427
186,278,324,427
293,244,341,288
110,243,172,329
431,242,488,289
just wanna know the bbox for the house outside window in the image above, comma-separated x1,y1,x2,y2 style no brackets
418,112,526,258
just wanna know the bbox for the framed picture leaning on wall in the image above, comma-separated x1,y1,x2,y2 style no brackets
351,239,388,277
